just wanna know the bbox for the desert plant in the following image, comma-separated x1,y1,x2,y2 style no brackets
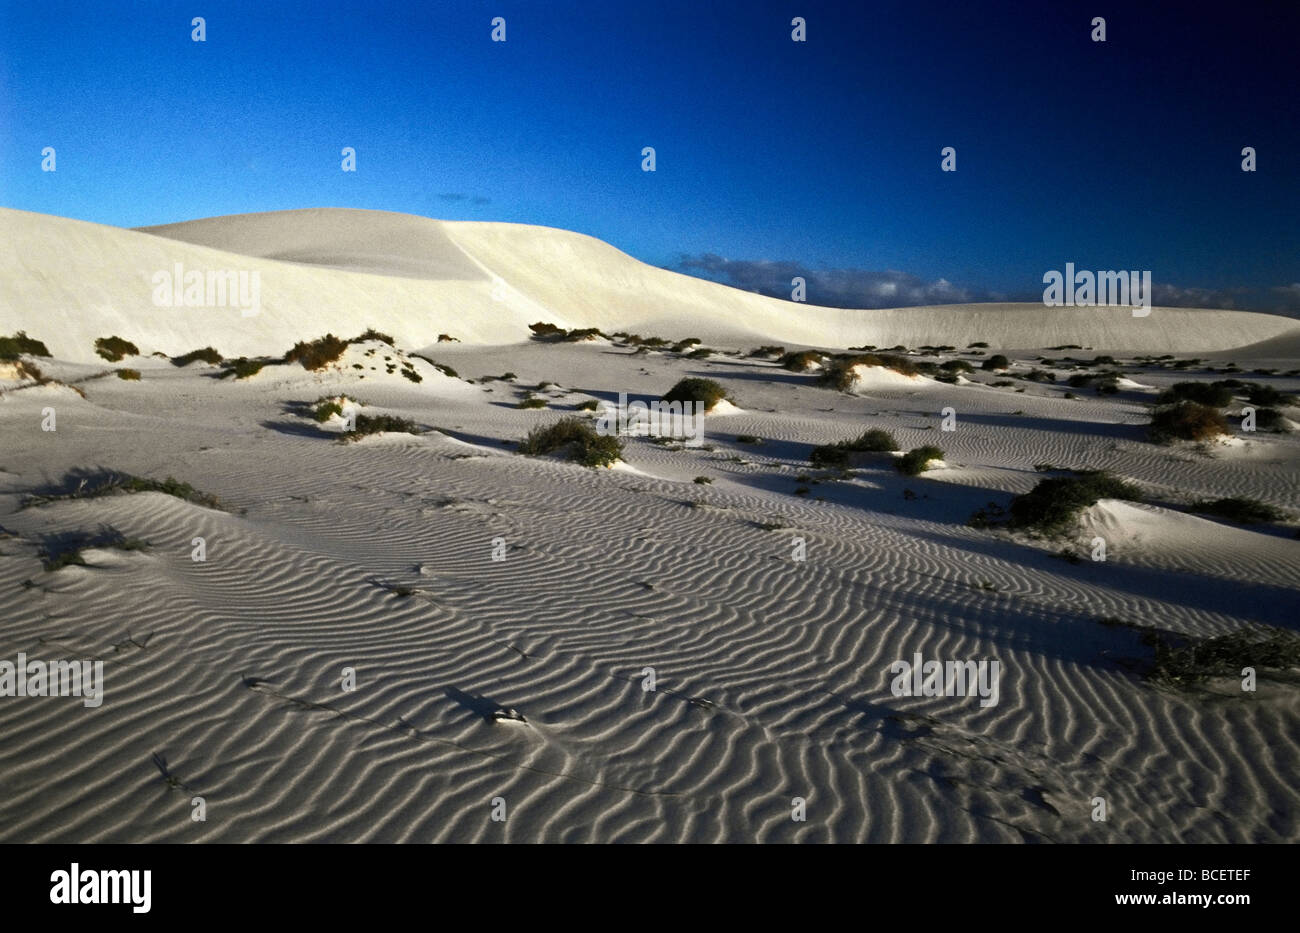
779,350,823,372
350,327,395,345
896,445,944,476
1001,471,1142,534
1142,625,1300,688
24,470,223,510
662,377,728,411
285,334,348,371
217,357,266,379
116,368,141,381
980,354,1010,371
94,336,139,362
1244,384,1295,407
693,476,712,485
1191,497,1287,524
1148,401,1230,443
344,414,420,439
940,359,974,373
171,347,223,366
687,348,713,359
819,353,918,391
0,331,52,360
519,396,547,409
517,417,623,467
1156,381,1235,407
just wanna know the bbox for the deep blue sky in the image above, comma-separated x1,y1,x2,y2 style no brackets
2,0,1297,311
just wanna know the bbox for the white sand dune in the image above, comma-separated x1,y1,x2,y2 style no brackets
1,210,1298,843
3,207,1297,361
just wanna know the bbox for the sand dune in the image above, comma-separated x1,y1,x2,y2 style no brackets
3,207,1297,361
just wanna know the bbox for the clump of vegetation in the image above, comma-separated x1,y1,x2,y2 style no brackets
517,416,623,467
673,338,702,353
519,395,547,409
171,347,223,366
217,357,267,380
1156,381,1235,407
400,366,423,383
693,476,712,485
940,359,974,374
94,336,139,362
1250,407,1287,432
343,414,420,440
967,341,989,349
1244,384,1295,407
116,368,141,381
0,331,52,360
1140,625,1300,689
410,354,458,379
1148,401,1230,444
312,395,358,422
529,322,566,340
1020,368,1056,383
575,399,600,412
24,470,223,510
749,345,785,358
285,334,348,371
41,527,149,571
819,353,918,391
1191,497,1287,524
662,377,729,411
350,327,395,346
779,350,824,372
687,347,713,359
809,428,900,469
996,471,1141,535
437,333,459,343
735,434,761,444
896,445,944,476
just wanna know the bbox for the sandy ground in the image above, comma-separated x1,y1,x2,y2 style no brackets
1,209,1298,842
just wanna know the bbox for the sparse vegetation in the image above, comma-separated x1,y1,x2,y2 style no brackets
1148,401,1230,443
1191,497,1287,524
519,396,547,409
350,328,395,346
779,350,823,372
576,399,600,412
41,527,149,571
809,428,899,469
0,331,52,360
517,416,623,467
1156,381,1235,407
997,471,1142,535
1140,625,1300,688
663,377,729,411
896,445,944,476
116,368,141,381
217,357,267,380
285,334,348,371
171,347,223,366
94,336,139,362
819,353,918,391
24,470,223,510
343,414,420,440
693,476,712,485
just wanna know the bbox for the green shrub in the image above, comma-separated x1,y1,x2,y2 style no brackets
1002,471,1142,534
809,445,850,469
1142,626,1300,688
980,354,1010,371
116,368,141,381
673,338,702,352
285,334,348,371
25,471,223,510
344,414,420,439
967,341,989,349
1155,381,1234,407
1148,402,1230,443
1191,497,1287,524
94,336,139,362
312,399,344,422
687,347,713,359
517,416,623,467
693,476,712,485
896,445,944,476
217,358,266,380
663,377,728,411
350,327,395,345
819,353,918,390
529,321,566,340
779,350,823,372
171,346,223,366
940,359,974,373
519,396,547,409
0,331,52,360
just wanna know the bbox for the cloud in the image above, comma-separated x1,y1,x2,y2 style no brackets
1149,283,1247,310
669,254,992,308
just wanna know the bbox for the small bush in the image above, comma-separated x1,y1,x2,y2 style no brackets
1148,401,1229,444
437,333,459,342
809,445,850,469
896,445,944,476
687,347,713,359
94,336,139,362
1156,381,1235,407
1251,407,1287,432
1142,626,1300,688
171,347,223,366
779,350,823,372
576,399,600,412
967,341,989,349
981,354,1010,371
519,396,547,409
663,378,728,411
1002,471,1142,534
819,353,918,391
285,334,348,371
1245,384,1294,407
1191,497,1287,524
940,359,974,373
25,470,223,510
218,358,266,380
345,414,420,439
693,476,712,485
312,399,344,422
735,434,761,444
517,417,623,467
673,338,702,352
116,368,141,381
750,345,785,358
350,328,395,346
0,331,52,360
529,321,567,340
